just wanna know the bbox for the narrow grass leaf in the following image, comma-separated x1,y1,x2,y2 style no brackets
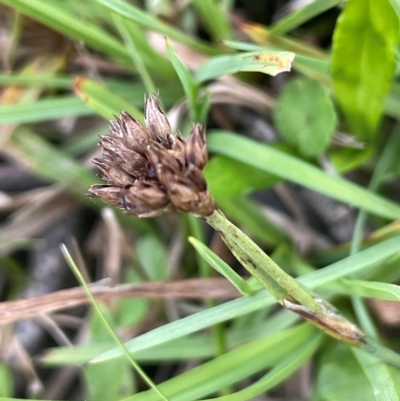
207,131,400,220
202,331,323,401
124,324,316,401
74,77,143,121
94,0,214,54
0,95,92,125
195,50,295,82
113,14,157,93
351,347,400,401
329,278,400,302
7,127,97,198
269,0,344,35
188,236,254,295
222,41,331,84
0,0,130,64
92,234,400,363
332,0,399,140
192,0,232,40
61,245,170,401
0,73,73,89
165,38,199,122
85,309,132,400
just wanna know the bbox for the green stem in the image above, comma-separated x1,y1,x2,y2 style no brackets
203,208,366,347
204,209,320,311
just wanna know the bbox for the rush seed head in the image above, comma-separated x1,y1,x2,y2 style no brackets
88,94,215,217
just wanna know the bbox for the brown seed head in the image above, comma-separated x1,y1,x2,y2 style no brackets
123,182,172,217
145,95,171,146
117,111,149,154
185,124,208,170
88,94,215,217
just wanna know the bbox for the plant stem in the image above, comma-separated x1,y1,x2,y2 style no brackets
203,208,366,347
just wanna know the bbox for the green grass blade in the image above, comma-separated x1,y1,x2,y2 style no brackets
165,38,199,122
92,234,400,363
0,73,73,88
329,279,400,301
192,0,232,40
8,127,97,198
113,14,157,94
269,0,344,35
0,0,130,64
188,236,255,295
61,245,170,401
207,131,400,220
124,324,316,401
74,77,143,120
195,51,295,82
94,0,215,54
202,331,323,401
0,95,92,124
352,348,400,401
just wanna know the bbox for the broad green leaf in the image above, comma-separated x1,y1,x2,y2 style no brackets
195,51,295,82
207,131,400,220
74,77,143,121
388,0,400,19
332,0,399,140
204,155,280,199
274,77,337,156
312,344,400,401
92,234,400,363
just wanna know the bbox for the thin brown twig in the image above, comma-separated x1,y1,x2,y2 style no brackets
0,278,240,325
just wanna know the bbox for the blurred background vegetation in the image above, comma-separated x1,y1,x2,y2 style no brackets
1,0,400,400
